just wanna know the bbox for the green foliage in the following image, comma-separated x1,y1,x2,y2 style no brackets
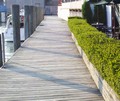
89,0,98,3
90,0,97,3
82,1,93,23
68,16,82,19
68,17,120,97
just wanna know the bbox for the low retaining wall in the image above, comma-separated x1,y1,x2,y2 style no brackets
71,33,120,101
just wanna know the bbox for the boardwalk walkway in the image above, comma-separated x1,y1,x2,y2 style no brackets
0,16,104,101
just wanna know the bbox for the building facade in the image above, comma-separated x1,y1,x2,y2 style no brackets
58,0,84,20
0,0,3,5
45,0,58,15
5,0,58,15
5,0,45,14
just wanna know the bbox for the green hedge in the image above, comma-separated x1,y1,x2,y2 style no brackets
82,1,93,23
68,17,120,97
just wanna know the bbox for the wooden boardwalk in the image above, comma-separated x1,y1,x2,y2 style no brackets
0,16,104,101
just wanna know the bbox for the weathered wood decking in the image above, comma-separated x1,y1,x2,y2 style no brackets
0,16,104,101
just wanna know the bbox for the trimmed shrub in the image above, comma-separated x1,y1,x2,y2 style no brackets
68,17,120,97
89,0,99,2
82,1,93,23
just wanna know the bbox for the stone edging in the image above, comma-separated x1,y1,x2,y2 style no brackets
71,33,120,101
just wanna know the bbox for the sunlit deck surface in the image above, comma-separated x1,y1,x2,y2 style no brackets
0,16,104,101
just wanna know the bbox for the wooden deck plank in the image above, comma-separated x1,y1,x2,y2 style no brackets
0,16,104,101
